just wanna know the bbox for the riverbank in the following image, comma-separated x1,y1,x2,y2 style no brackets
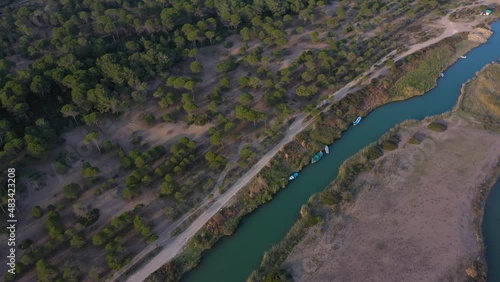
144,27,492,281
251,63,500,281
283,114,499,282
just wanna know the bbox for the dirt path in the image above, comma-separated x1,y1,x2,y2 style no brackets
335,10,493,102
115,10,497,282
122,113,308,282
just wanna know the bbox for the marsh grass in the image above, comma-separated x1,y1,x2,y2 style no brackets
408,136,422,145
389,35,478,100
427,122,448,132
459,63,500,123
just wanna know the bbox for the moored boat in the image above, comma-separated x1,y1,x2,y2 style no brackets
311,151,324,164
460,55,466,59
353,116,362,126
440,72,444,78
289,172,299,181
324,145,329,154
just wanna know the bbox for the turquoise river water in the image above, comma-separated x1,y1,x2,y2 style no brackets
184,21,500,282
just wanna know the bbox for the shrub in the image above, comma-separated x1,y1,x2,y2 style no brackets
53,161,68,174
366,145,384,160
19,239,33,250
408,136,422,144
427,122,447,132
162,113,173,122
32,206,44,218
319,190,341,206
78,208,100,226
381,140,398,151
143,114,156,126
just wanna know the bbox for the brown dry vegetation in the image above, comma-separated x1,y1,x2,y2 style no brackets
284,114,500,282
459,63,500,124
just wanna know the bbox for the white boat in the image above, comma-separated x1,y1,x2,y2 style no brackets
460,55,466,59
353,116,362,126
324,145,329,154
440,73,444,78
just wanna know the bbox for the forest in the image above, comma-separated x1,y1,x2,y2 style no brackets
0,0,451,280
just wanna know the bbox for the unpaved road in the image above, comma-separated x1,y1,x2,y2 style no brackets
122,113,309,282
117,10,497,282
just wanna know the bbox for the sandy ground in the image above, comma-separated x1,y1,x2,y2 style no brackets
283,114,500,282
118,4,500,281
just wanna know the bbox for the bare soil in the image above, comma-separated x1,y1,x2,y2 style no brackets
283,114,500,282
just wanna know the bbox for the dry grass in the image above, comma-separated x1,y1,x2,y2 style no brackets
459,63,500,122
283,114,500,282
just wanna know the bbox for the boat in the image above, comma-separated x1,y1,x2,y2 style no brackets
289,172,299,181
311,151,324,164
440,72,444,78
324,145,329,154
353,116,362,126
460,55,467,59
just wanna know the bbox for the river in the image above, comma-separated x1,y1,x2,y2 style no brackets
183,21,500,282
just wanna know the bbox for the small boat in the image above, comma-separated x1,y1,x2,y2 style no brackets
289,172,299,181
324,145,329,154
460,55,466,59
353,116,362,126
440,72,444,78
311,151,324,164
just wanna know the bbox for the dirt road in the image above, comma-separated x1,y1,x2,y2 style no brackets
116,10,496,282
122,113,308,282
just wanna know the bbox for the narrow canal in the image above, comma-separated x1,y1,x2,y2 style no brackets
183,21,500,282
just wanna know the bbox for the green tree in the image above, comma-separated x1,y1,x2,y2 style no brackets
84,131,101,153
60,104,79,124
63,183,81,200
181,93,198,112
62,266,80,281
92,234,106,246
238,93,253,105
30,75,50,98
190,61,202,73
83,163,100,182
36,259,59,282
70,234,86,249
235,105,265,126
83,112,100,128
24,134,45,158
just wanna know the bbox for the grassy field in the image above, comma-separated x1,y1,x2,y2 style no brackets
389,36,478,100
459,63,500,123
